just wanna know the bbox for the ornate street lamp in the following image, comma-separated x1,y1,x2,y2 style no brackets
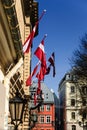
9,90,27,130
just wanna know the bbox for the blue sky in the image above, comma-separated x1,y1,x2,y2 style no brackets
32,0,87,96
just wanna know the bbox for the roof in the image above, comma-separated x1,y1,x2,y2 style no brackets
30,82,55,104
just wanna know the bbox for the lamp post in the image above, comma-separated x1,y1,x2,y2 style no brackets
9,90,27,130
29,111,38,130
31,112,37,122
79,118,87,130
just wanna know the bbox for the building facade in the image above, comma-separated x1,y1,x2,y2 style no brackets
58,71,87,130
30,82,59,130
0,0,38,129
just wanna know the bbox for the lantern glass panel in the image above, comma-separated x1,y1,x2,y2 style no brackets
16,103,23,120
9,103,15,120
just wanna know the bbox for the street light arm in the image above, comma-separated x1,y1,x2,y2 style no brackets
5,58,23,80
30,92,43,110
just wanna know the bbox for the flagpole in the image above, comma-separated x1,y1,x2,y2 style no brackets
42,34,47,41
37,9,46,24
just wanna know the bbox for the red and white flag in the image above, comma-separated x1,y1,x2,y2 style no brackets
45,64,51,75
48,52,55,66
26,62,40,86
34,93,37,105
23,10,46,53
36,65,46,80
26,75,32,86
23,24,37,53
48,52,56,77
34,35,47,80
31,61,40,77
34,35,47,69
37,80,41,95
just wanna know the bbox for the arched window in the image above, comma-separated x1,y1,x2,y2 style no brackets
72,125,76,130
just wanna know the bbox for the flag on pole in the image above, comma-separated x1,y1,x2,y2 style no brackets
48,52,55,66
36,65,46,80
26,62,40,86
37,80,41,95
34,34,47,69
48,52,56,77
23,24,37,53
34,35,47,80
46,64,51,75
23,10,46,53
31,61,40,77
34,93,37,105
26,75,32,86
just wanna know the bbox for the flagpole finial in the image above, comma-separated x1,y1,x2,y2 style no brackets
43,34,47,40
45,34,47,37
44,9,46,12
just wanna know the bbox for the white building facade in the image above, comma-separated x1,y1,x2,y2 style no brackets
58,72,87,130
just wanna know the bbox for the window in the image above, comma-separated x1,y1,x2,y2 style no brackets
46,116,51,123
71,112,75,119
83,112,87,119
66,74,70,80
46,105,50,111
40,116,44,123
83,100,86,106
82,86,87,95
72,125,76,130
40,105,44,111
71,99,75,106
46,93,48,99
71,86,75,93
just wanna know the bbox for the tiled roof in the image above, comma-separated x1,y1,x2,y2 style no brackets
31,82,55,104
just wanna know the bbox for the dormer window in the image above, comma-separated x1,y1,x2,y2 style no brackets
46,105,50,111
46,93,48,99
66,74,70,80
40,105,44,111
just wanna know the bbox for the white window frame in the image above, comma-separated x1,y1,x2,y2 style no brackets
71,99,75,106
71,86,75,93
72,125,76,130
46,105,50,111
46,116,51,123
40,105,44,111
40,116,44,123
71,112,75,119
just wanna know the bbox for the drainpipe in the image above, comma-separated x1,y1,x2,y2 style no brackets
3,58,23,130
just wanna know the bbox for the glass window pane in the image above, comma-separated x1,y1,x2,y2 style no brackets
9,104,15,120
46,105,50,111
71,99,75,106
71,112,75,119
40,116,44,123
72,125,76,130
71,86,75,93
46,116,51,123
16,103,23,120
